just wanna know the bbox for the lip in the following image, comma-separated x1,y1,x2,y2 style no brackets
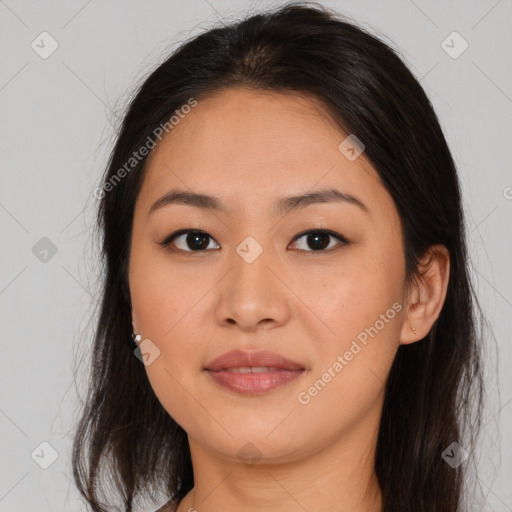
204,350,306,395
204,349,305,372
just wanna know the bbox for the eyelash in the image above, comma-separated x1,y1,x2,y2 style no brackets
158,228,350,254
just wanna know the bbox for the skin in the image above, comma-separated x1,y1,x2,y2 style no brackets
128,87,450,512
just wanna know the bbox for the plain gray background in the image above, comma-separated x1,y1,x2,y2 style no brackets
1,1,511,510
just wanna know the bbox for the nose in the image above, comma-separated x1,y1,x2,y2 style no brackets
215,244,292,332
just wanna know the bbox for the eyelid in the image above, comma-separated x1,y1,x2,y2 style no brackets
288,229,349,254
290,228,349,248
159,229,219,251
159,228,350,253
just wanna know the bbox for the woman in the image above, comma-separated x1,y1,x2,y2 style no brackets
72,2,484,511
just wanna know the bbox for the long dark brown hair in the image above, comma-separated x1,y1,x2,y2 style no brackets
72,2,484,511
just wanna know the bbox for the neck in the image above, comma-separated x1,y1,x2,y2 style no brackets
177,408,383,512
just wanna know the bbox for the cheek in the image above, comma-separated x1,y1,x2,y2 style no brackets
129,243,196,338
291,281,402,441
297,245,405,399
301,247,404,343
130,257,207,429
129,245,211,401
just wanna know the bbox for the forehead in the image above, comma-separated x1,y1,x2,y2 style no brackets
147,87,355,170
139,87,387,215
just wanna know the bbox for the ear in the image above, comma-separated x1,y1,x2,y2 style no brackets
400,244,450,345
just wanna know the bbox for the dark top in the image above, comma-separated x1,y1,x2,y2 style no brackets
155,498,178,512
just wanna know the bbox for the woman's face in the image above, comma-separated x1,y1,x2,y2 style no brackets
129,87,408,464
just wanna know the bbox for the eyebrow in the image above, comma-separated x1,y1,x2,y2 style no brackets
148,187,368,217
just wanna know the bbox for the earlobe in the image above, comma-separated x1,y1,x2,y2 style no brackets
131,313,142,345
399,244,450,345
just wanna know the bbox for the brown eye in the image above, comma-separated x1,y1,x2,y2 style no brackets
290,229,349,252
160,230,220,252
